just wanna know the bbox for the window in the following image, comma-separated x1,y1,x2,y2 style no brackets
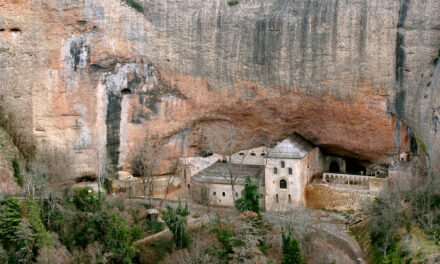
274,167,278,174
276,194,279,203
261,153,265,156
222,192,225,197
281,161,285,168
239,152,244,156
260,194,264,198
213,192,216,196
236,192,238,197
288,194,291,203
288,168,292,175
280,179,287,189
250,153,256,156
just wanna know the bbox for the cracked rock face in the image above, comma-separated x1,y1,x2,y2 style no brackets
0,0,439,176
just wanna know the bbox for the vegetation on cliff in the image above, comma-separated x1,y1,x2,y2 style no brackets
0,187,165,263
351,141,440,263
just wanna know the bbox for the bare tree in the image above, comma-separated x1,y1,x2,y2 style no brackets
205,123,258,206
24,159,48,197
131,139,161,204
200,184,211,213
96,150,111,200
160,173,177,207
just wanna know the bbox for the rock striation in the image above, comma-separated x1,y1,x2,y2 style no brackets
0,0,439,176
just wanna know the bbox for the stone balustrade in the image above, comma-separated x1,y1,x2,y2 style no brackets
323,173,386,191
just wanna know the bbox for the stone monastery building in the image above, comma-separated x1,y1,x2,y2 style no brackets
186,135,349,212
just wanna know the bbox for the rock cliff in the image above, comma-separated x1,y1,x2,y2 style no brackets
0,0,439,176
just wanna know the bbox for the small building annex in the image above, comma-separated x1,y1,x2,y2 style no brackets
190,162,265,209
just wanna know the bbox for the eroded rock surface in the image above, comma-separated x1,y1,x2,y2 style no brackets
0,0,439,176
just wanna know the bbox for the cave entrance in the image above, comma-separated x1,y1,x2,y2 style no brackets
121,88,132,95
329,161,340,173
345,158,367,175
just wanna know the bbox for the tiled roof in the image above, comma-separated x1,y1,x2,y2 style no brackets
191,162,264,185
267,135,314,159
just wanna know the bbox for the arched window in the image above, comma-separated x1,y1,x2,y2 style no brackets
274,167,278,174
281,161,285,168
239,152,244,156
222,192,225,196
280,179,287,189
213,191,216,196
250,153,256,156
261,153,265,156
288,168,292,175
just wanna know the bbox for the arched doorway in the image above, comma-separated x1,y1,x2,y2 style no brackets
329,161,340,173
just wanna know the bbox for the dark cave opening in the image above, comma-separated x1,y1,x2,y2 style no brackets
121,88,132,95
345,158,367,175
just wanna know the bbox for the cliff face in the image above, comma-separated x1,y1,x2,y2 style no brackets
0,0,439,176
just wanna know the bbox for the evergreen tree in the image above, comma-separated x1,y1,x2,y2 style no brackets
14,219,35,264
0,196,52,263
0,196,22,246
234,176,260,216
282,229,303,264
22,197,52,248
162,200,189,248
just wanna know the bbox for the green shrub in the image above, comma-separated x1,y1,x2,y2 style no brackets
257,237,272,255
215,227,236,253
228,0,239,6
71,187,103,212
142,221,163,235
126,0,143,12
71,212,103,248
210,218,246,261
282,229,303,264
12,157,23,186
235,176,260,217
104,213,137,263
162,201,189,249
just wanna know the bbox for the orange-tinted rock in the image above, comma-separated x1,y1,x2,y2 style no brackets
0,0,438,177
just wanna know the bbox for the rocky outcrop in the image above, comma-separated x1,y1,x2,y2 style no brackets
0,0,439,176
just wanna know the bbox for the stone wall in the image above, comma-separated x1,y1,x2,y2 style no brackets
110,175,186,200
306,184,376,211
